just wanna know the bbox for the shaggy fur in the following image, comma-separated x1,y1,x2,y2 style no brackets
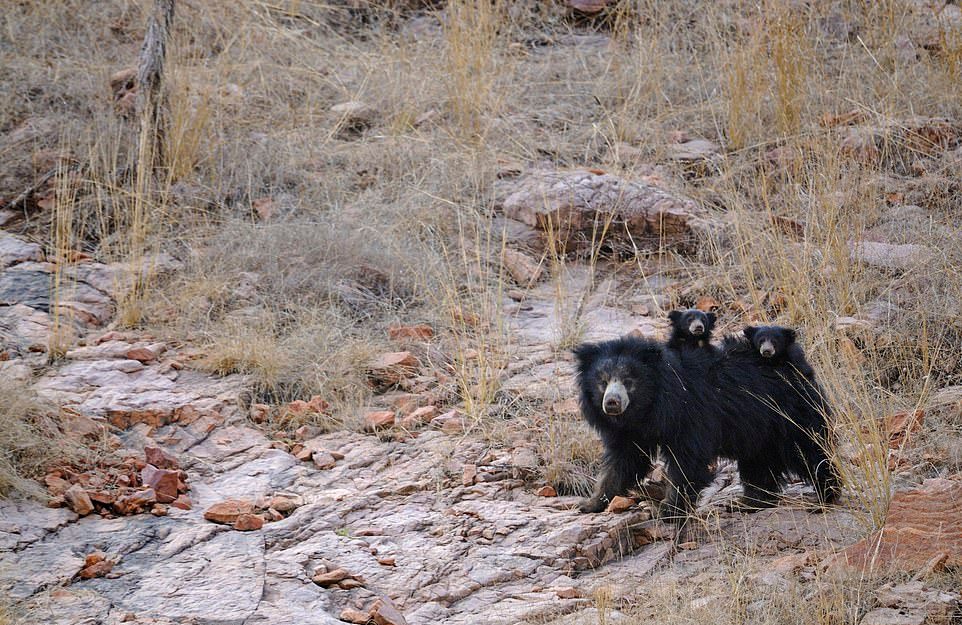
667,309,717,352
743,325,815,379
573,336,838,522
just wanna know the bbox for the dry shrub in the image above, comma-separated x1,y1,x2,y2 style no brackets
0,381,66,498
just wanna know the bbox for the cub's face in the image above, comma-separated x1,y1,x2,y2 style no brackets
668,309,716,338
573,342,658,423
744,325,796,359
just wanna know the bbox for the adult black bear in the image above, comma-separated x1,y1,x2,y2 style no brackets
573,336,838,521
743,325,815,380
667,309,717,352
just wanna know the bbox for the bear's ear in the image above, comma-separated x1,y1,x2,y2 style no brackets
572,343,601,368
706,312,717,325
784,328,797,343
668,310,682,322
743,326,758,339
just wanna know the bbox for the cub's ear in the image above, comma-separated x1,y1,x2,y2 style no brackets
572,342,601,367
706,312,717,325
784,328,797,343
743,326,758,339
668,310,682,322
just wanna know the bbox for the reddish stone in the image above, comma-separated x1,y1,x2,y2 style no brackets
312,568,357,587
306,396,330,413
114,489,156,515
377,556,396,567
886,409,925,448
369,597,407,625
125,344,164,363
88,490,117,506
84,551,106,567
140,465,179,504
388,324,434,341
150,504,168,516
171,494,192,510
312,451,337,470
144,446,179,470
364,410,396,430
605,496,635,513
249,403,270,423
536,485,557,497
44,474,71,496
64,484,94,516
367,352,419,386
204,499,254,525
294,446,313,461
233,513,264,531
827,478,962,574
462,464,477,486
79,560,113,579
269,496,299,513
340,608,369,624
400,406,437,429
555,586,582,599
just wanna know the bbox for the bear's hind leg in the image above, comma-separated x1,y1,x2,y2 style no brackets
736,459,780,511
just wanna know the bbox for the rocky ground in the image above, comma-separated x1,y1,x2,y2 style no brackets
2,220,959,625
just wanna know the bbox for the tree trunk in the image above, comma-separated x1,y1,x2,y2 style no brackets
137,0,175,171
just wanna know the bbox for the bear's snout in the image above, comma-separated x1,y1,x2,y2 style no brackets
602,380,629,415
688,320,705,335
759,339,776,357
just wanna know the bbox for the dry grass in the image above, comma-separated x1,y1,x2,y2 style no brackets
0,381,63,499
2,0,961,534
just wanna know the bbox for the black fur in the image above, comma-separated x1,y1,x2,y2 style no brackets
573,336,839,522
743,325,815,379
667,309,717,352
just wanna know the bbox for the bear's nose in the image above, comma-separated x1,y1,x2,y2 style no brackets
602,380,628,415
759,340,775,357
689,322,704,335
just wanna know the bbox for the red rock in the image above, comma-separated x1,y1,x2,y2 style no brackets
233,513,264,531
377,556,396,567
462,464,477,487
312,451,338,470
364,410,396,430
114,489,157,515
88,490,117,506
536,485,557,497
502,248,544,286
440,415,466,434
771,551,814,575
47,496,65,508
252,197,275,221
694,296,720,312
827,478,962,574
340,608,369,624
677,541,699,550
606,496,636,513
144,446,180,470
204,499,255,525
555,586,582,599
150,504,168,516
367,352,419,386
369,597,407,625
312,568,359,587
270,496,299,513
295,425,322,440
84,551,106,567
45,474,72,496
388,324,434,341
171,494,192,510
125,344,165,363
140,465,179,504
886,409,925,448
250,403,270,423
294,446,313,461
400,406,437,429
306,396,330,413
79,559,114,579
286,400,309,416
64,484,94,516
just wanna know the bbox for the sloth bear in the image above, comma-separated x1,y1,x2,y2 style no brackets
667,309,717,352
573,336,838,521
743,325,815,379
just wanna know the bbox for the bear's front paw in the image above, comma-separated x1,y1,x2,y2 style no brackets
578,497,606,513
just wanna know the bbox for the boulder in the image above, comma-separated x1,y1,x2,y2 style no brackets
500,169,713,255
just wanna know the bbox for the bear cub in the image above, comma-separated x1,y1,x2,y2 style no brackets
667,309,716,351
743,325,815,379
